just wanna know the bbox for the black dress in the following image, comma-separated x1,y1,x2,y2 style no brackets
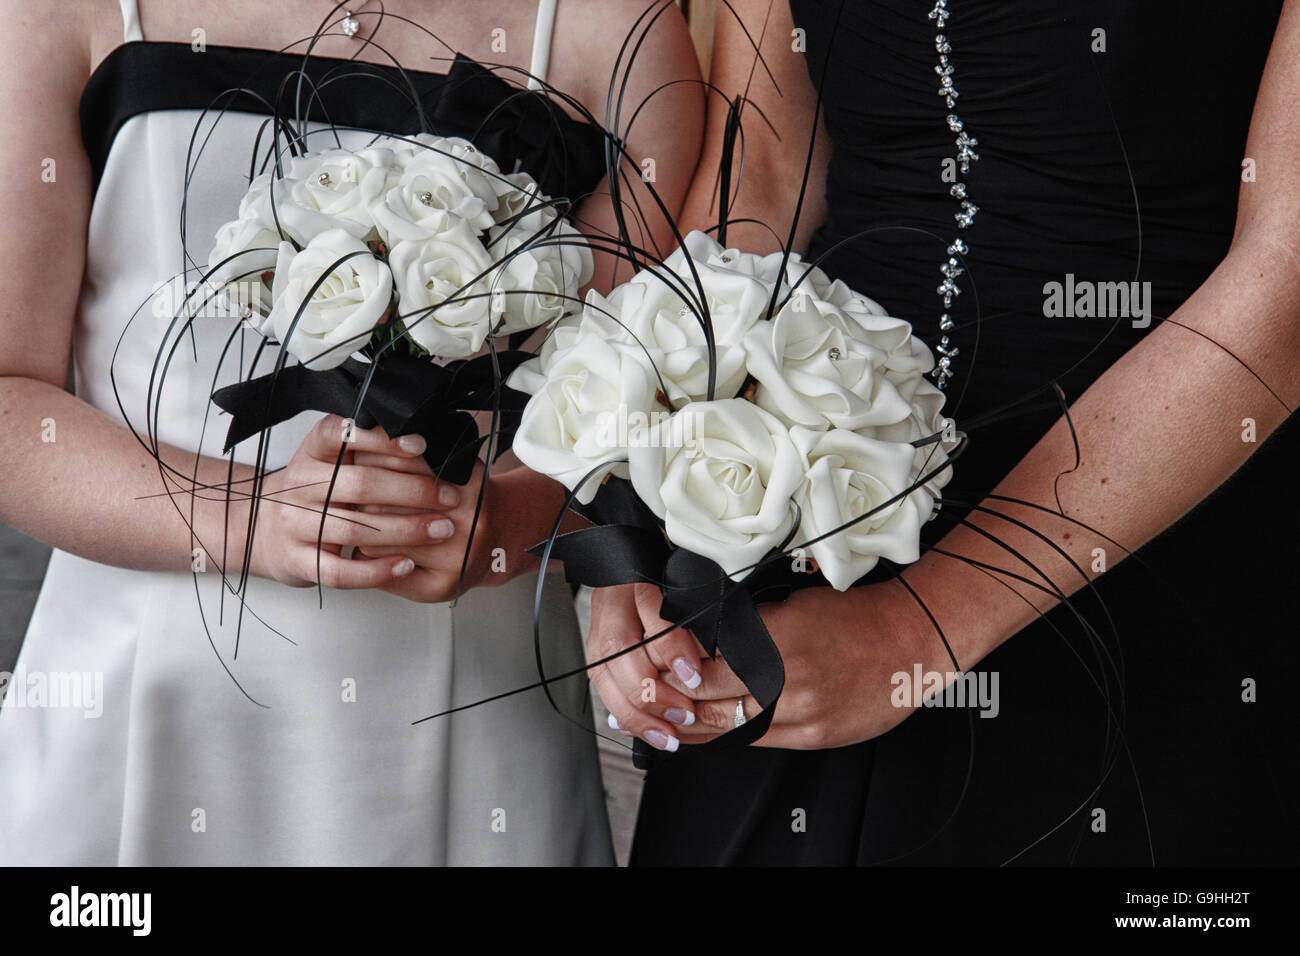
631,0,1298,866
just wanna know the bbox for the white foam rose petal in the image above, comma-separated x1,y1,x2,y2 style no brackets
388,221,495,358
384,147,498,238
509,291,638,395
745,300,912,430
265,230,391,370
790,427,924,591
630,400,803,581
618,263,770,401
207,219,282,315
488,215,592,335
512,336,661,505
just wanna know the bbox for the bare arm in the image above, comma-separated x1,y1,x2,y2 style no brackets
901,0,1300,673
0,6,440,590
677,0,829,254
568,0,705,288
589,0,1299,751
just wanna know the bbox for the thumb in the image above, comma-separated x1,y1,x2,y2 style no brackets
634,581,708,682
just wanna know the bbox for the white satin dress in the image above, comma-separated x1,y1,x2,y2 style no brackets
0,0,613,866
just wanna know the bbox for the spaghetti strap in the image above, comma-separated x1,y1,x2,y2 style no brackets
527,0,557,91
120,0,143,43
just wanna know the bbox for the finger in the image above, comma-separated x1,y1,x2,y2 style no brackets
303,415,429,463
354,535,466,574
304,462,453,511
677,694,761,736
590,666,682,753
354,503,431,516
633,581,709,679
659,655,749,701
605,644,699,731
352,450,438,477
377,566,462,604
588,585,684,751
280,503,453,549
286,546,416,590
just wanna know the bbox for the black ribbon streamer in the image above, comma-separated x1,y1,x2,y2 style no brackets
210,350,531,485
529,478,795,769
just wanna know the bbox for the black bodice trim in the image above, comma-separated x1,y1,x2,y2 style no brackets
79,42,609,200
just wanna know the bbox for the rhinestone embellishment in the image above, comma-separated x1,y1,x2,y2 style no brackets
417,190,434,207
317,172,331,186
340,12,360,37
827,347,842,361
928,1,977,390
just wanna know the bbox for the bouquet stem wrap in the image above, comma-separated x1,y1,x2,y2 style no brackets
530,478,797,769
211,350,531,485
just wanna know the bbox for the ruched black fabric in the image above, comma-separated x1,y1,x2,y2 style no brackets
79,42,609,200
631,0,1298,866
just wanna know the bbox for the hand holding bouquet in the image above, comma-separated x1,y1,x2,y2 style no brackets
507,231,960,758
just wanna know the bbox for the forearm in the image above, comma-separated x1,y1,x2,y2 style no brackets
901,245,1297,669
0,376,259,575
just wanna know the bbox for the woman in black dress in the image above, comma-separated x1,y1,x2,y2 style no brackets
588,0,1299,865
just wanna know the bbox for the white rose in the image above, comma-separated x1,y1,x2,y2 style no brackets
491,171,546,224
372,140,499,241
387,219,495,358
507,289,631,394
784,258,891,324
859,374,955,512
513,332,665,504
619,260,771,404
629,399,803,580
265,228,392,370
745,292,915,430
206,216,281,316
488,208,593,335
244,147,395,245
662,230,784,287
790,426,926,591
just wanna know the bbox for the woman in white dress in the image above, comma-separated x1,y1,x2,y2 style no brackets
0,0,701,865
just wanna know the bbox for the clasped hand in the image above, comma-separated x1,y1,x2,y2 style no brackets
587,578,948,751
252,413,510,601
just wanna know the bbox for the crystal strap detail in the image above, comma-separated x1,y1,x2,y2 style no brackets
928,1,976,390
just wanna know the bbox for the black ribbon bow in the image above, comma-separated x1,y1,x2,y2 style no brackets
529,478,796,769
210,350,531,485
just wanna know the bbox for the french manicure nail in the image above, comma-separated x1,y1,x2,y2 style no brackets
664,708,695,727
427,518,454,539
672,657,702,690
607,713,621,731
438,484,460,507
644,730,680,753
398,434,426,454
393,558,415,577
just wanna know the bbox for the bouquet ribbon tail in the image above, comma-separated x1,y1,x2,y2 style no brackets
209,351,532,485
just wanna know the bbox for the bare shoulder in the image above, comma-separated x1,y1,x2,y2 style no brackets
552,0,701,111
0,0,97,91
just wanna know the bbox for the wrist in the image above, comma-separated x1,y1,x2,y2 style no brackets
481,467,568,584
898,549,1026,672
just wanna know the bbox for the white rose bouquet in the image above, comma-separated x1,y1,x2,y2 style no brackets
204,133,592,484
510,231,959,591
